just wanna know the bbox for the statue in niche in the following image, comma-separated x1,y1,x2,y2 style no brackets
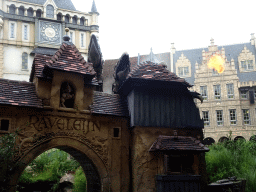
60,82,75,108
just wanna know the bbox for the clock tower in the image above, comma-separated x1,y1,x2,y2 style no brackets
0,0,99,81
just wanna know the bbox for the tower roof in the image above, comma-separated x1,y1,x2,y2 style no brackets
91,0,98,13
18,0,76,11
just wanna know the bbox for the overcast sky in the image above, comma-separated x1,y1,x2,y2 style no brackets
72,0,256,60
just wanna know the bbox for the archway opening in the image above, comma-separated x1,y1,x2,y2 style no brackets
234,136,246,142
203,137,215,145
12,140,103,192
17,148,86,192
218,136,229,143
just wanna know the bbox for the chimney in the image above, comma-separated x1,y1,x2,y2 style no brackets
171,43,176,54
250,33,255,46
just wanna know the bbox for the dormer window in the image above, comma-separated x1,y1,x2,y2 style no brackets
60,82,75,108
178,67,189,76
46,5,54,18
36,9,42,18
241,60,253,70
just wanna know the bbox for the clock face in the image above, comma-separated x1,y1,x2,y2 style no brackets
39,21,61,44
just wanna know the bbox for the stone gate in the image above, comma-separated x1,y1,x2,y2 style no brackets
0,35,209,192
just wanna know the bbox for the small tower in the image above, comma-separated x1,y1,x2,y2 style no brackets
90,0,99,39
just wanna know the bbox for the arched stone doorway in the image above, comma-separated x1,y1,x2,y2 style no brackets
8,137,110,192
218,136,229,143
234,136,246,142
203,137,215,145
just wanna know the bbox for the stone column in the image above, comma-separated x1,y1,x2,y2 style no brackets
24,8,27,16
77,17,80,25
15,7,18,14
33,10,36,17
7,5,9,13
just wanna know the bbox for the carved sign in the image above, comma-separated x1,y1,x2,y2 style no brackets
23,116,101,135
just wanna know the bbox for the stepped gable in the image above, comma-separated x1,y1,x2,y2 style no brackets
149,135,209,152
47,42,96,76
0,79,43,108
128,61,192,87
91,91,129,117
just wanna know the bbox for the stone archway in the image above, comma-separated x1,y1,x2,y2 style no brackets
8,137,110,192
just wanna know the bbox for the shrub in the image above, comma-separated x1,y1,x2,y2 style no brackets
206,140,256,191
73,166,87,192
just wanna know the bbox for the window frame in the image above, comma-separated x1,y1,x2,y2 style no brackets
22,23,29,41
0,118,11,132
241,90,248,99
9,21,16,39
229,109,237,125
46,4,54,18
202,111,210,126
69,30,75,43
200,86,208,100
242,109,250,125
241,60,254,71
226,84,234,99
216,110,223,126
22,52,28,70
214,85,221,100
178,66,189,77
80,32,85,48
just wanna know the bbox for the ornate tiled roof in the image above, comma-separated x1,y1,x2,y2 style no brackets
0,79,43,108
91,91,129,116
128,61,192,87
47,42,96,76
149,135,209,152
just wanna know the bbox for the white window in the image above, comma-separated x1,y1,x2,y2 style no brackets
178,67,189,76
80,33,85,47
241,60,253,70
216,110,223,126
229,109,236,125
200,86,208,100
242,109,250,125
22,52,28,70
23,24,29,41
202,111,210,126
241,90,248,99
69,31,75,43
214,85,221,100
9,21,16,39
227,84,234,99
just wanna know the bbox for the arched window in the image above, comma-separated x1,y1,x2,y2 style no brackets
9,4,16,14
57,13,62,21
72,16,77,24
27,8,33,17
218,137,229,143
18,6,24,16
80,17,85,26
36,9,42,18
60,82,75,108
22,52,28,70
65,15,70,23
46,4,54,18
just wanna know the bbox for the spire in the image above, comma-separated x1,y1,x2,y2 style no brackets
91,0,98,13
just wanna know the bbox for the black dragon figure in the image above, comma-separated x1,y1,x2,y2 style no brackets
88,34,104,83
112,53,130,93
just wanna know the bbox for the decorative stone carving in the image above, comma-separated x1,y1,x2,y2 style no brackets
60,82,75,108
39,20,61,44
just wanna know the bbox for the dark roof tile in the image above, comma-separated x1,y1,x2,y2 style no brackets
128,61,192,87
91,91,129,116
149,135,209,152
0,79,43,108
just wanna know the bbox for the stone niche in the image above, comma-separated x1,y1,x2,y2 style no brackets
33,70,94,111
